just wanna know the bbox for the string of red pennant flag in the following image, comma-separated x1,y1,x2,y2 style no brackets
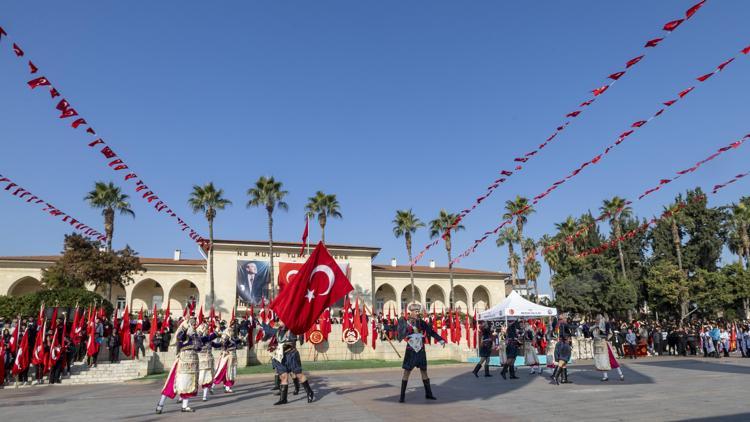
542,133,750,256
577,170,750,258
0,26,208,249
0,173,106,241
410,0,709,266
450,42,750,266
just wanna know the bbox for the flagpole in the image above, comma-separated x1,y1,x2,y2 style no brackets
306,215,311,256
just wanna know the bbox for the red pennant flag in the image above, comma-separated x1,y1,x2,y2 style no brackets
270,242,354,334
742,45,750,55
300,216,309,256
12,43,24,56
27,77,51,89
28,61,38,74
663,99,678,107
566,111,581,118
608,71,626,80
197,307,204,326
696,72,714,82
686,0,706,19
663,19,684,32
626,55,644,68
0,26,6,39
148,303,158,351
592,85,609,96
645,37,664,48
717,58,735,72
12,329,30,376
631,120,647,128
500,170,513,176
678,86,695,98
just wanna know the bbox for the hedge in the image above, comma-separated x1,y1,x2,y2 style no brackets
0,288,113,321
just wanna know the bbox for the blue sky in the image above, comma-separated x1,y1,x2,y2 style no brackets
1,1,749,295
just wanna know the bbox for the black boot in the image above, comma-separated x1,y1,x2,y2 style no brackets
500,364,507,380
302,380,314,403
553,367,561,385
272,374,280,392
472,364,481,378
399,380,407,403
509,365,519,379
484,364,492,377
273,385,288,405
563,368,573,384
293,378,300,395
423,379,436,400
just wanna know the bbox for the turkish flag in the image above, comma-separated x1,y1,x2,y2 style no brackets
278,262,303,293
9,320,19,354
300,217,309,256
270,242,354,335
12,329,30,375
121,306,133,358
27,77,51,89
12,43,24,56
645,37,663,48
663,19,684,32
148,304,158,351
608,71,626,80
625,55,644,68
32,320,47,366
136,307,144,331
686,0,706,19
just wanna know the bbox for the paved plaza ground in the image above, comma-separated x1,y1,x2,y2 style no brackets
2,356,749,421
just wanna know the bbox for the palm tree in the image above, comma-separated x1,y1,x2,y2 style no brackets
554,216,578,257
663,202,686,273
524,258,542,303
392,209,425,308
188,182,232,307
305,191,342,244
539,234,559,276
84,181,135,301
728,199,750,270
429,210,465,308
503,196,535,277
522,237,537,292
600,196,632,279
247,176,288,300
496,227,519,289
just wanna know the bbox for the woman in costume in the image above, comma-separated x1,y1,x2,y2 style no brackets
195,322,219,401
499,319,521,380
592,316,624,382
471,321,493,378
213,322,239,393
156,316,200,414
523,321,541,375
551,336,572,385
265,320,314,405
397,303,445,403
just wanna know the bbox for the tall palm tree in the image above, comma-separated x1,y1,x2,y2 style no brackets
522,237,537,292
85,181,135,301
503,196,535,278
496,227,519,289
392,209,425,308
729,199,750,270
247,176,288,300
305,191,342,245
524,258,542,303
554,216,578,257
429,210,464,308
600,196,632,279
539,234,559,276
188,182,232,307
663,202,686,273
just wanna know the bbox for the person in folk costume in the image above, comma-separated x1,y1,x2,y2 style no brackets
472,321,494,377
156,316,201,414
499,319,521,380
551,336,573,385
396,303,446,403
194,321,219,401
592,315,624,382
212,321,239,394
263,320,314,405
523,321,541,375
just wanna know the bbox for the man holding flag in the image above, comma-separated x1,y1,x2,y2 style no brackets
267,241,354,406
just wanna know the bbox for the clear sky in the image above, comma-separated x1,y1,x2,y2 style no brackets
1,1,749,295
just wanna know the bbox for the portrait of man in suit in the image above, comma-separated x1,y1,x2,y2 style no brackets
236,260,269,305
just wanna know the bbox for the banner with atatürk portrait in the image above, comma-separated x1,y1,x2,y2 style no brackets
236,260,270,305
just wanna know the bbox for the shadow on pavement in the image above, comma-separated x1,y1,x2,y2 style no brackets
630,357,750,375
678,413,750,422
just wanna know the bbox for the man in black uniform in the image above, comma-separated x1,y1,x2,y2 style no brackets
500,319,521,380
397,303,445,403
472,321,493,378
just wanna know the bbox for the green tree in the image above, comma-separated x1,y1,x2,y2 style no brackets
84,181,135,301
524,258,542,302
600,196,632,280
503,196,535,277
496,227,519,288
188,182,232,307
392,209,425,308
247,176,288,300
429,209,464,308
305,191,342,245
682,189,726,273
42,234,145,297
727,199,750,269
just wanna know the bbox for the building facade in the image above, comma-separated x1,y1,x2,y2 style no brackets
0,239,507,315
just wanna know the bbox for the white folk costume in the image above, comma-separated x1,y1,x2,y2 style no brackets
195,324,220,401
212,330,238,393
592,321,624,382
156,318,201,413
523,326,541,374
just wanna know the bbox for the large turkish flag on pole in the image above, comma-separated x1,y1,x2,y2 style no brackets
270,242,353,335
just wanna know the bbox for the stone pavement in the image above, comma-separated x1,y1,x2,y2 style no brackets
1,356,749,421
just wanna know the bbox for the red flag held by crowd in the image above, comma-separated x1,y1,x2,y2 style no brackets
121,306,133,358
270,242,354,335
148,304,158,351
12,328,30,376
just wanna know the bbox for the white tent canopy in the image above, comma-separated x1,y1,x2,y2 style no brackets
478,290,557,320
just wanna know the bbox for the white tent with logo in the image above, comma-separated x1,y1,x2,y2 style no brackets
478,290,557,321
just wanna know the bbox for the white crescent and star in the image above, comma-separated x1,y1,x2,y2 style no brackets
311,265,335,296
286,270,299,284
